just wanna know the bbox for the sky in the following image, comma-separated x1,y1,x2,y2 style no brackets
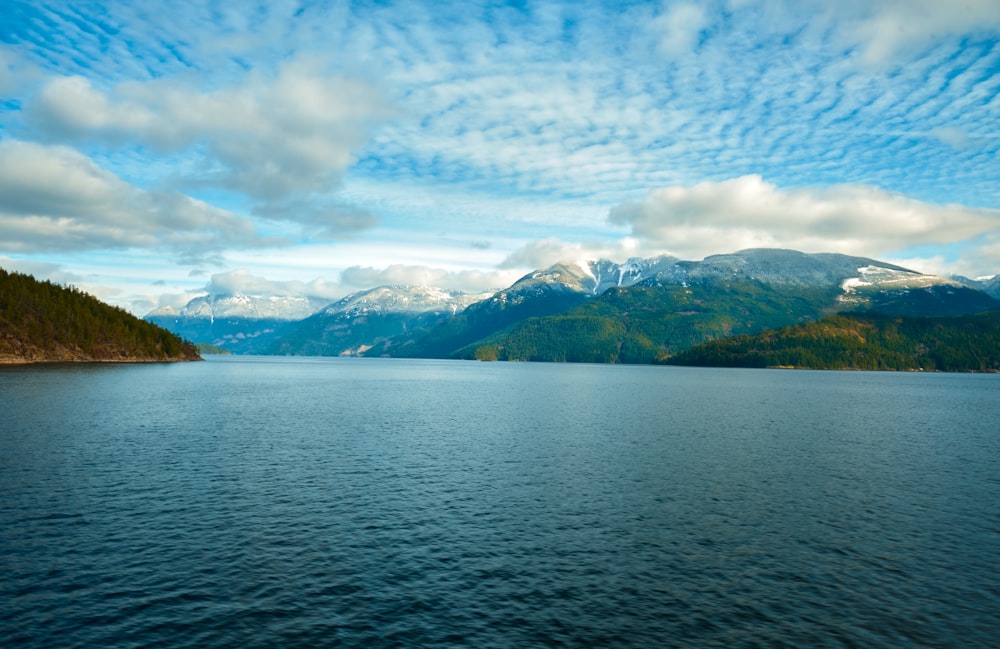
1,0,999,314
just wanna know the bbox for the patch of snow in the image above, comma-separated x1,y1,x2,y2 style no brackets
576,260,597,292
841,277,871,293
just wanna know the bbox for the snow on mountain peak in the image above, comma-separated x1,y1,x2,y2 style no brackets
321,285,492,317
147,293,328,321
841,265,960,294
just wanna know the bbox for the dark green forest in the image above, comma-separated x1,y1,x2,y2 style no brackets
454,282,839,363
0,268,200,362
665,312,1000,372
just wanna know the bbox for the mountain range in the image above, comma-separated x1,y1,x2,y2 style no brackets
146,294,329,354
145,249,1000,363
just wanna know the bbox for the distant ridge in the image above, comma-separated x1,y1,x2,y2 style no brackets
369,249,1000,362
145,292,329,354
269,285,494,356
0,268,200,363
141,248,1000,365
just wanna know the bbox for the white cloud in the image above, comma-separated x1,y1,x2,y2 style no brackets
339,264,517,293
499,237,654,269
193,264,516,304
654,3,709,56
608,175,1000,261
844,0,1000,64
931,126,972,150
0,255,82,284
0,46,39,98
27,58,396,229
251,197,378,235
34,76,156,136
883,236,1000,280
0,139,261,260
5,0,1000,302
205,269,345,300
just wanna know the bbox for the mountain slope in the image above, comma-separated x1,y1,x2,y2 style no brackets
366,256,679,358
377,249,997,362
1,269,200,363
269,285,492,356
146,293,328,353
456,281,839,363
643,249,913,288
951,274,1000,300
665,312,1000,371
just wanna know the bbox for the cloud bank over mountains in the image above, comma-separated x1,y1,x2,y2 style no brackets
607,176,1000,274
0,0,998,311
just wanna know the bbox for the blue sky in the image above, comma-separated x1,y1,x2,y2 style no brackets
1,0,999,313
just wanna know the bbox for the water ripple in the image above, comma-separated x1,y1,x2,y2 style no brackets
2,360,999,647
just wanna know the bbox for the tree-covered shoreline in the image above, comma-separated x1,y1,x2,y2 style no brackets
1,269,200,363
664,312,1000,372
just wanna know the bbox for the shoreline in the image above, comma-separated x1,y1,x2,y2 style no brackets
0,356,203,365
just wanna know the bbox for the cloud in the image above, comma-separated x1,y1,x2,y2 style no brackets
608,175,1000,260
0,46,39,98
339,264,516,293
5,0,999,295
200,264,516,303
0,139,262,260
653,3,709,56
0,255,83,284
26,58,395,231
251,197,378,236
931,126,971,150
499,237,654,269
843,0,1000,64
205,269,344,300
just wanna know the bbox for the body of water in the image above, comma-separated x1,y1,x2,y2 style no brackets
2,357,998,647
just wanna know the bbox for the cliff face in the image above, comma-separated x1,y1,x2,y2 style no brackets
0,269,201,364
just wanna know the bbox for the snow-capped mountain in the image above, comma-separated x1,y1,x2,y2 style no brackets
268,285,495,356
477,255,680,313
145,248,998,359
145,293,329,353
952,274,1000,300
839,264,960,302
636,248,927,288
367,248,1000,361
318,285,492,318
148,293,328,321
486,248,965,305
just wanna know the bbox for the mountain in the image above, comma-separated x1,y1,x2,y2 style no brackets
665,311,1000,372
138,248,998,363
146,293,328,353
364,255,680,358
1,268,200,363
638,248,935,291
267,285,493,356
456,280,838,363
953,274,1000,300
370,249,1000,363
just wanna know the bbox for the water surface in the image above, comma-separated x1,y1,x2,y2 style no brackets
2,357,998,647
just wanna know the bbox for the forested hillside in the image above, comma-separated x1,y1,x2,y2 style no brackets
0,269,200,363
665,312,1000,372
453,282,839,363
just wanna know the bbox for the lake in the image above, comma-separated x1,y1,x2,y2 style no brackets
2,357,998,647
